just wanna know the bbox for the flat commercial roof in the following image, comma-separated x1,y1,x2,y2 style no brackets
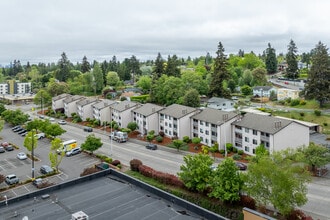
0,174,207,220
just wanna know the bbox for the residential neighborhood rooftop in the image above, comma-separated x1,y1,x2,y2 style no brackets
133,103,165,116
63,95,84,104
192,108,237,125
92,99,117,110
111,100,139,112
52,93,71,101
159,104,197,119
76,98,99,107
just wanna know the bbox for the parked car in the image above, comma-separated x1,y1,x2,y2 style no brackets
40,165,54,175
146,143,157,150
236,162,247,170
83,126,93,132
5,145,14,151
1,142,9,147
35,133,45,139
58,120,67,125
11,125,21,131
5,174,19,185
17,129,27,135
13,127,23,132
17,152,27,160
21,131,28,136
32,178,44,188
66,147,81,157
0,146,5,153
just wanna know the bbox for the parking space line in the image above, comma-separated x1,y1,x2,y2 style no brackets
23,185,30,192
10,189,17,197
5,159,17,169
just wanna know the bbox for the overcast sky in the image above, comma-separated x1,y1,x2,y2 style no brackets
0,0,329,65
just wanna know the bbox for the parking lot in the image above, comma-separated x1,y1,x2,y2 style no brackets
0,123,101,198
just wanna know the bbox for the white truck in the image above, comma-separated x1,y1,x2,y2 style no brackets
110,131,128,143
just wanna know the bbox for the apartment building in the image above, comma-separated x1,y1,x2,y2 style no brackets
232,113,309,156
111,100,139,128
207,97,235,111
92,99,117,125
191,108,238,150
159,104,198,139
63,95,85,117
132,103,165,135
52,94,72,112
76,98,100,121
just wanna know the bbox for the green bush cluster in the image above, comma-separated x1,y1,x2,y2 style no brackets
232,154,242,160
130,95,149,103
314,110,321,116
155,136,163,143
182,136,190,143
238,150,244,155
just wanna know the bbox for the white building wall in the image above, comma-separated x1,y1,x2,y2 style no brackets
273,123,309,153
177,112,196,139
147,113,159,134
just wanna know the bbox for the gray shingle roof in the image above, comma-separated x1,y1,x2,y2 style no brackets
52,93,71,101
76,98,99,106
63,95,84,104
133,103,165,116
232,113,293,134
207,97,233,104
192,108,237,125
111,100,139,112
92,99,117,110
159,104,197,119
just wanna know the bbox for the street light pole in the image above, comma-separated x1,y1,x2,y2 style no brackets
260,88,263,108
31,129,35,179
110,120,113,156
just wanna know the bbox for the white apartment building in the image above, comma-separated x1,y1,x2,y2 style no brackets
207,97,235,111
232,113,309,156
111,100,139,128
132,103,165,135
191,108,238,150
52,94,72,112
159,104,198,139
92,99,117,125
63,95,85,117
76,98,100,121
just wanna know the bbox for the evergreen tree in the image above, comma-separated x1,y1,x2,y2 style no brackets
304,41,330,107
301,52,311,68
81,56,91,73
108,56,118,72
100,60,108,86
93,62,104,94
165,55,180,77
286,39,298,79
153,52,164,79
56,52,71,82
209,42,231,98
265,43,278,74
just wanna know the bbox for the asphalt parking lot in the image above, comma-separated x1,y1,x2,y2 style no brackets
0,123,101,198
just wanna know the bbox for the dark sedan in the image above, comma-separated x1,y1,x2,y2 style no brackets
146,143,157,150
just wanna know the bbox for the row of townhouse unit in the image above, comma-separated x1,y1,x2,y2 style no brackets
52,94,310,156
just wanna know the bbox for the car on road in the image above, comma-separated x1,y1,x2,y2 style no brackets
0,146,5,153
146,143,157,150
58,120,67,125
5,174,19,185
83,126,93,132
66,147,81,157
17,152,27,160
5,145,14,151
40,165,54,175
235,162,247,170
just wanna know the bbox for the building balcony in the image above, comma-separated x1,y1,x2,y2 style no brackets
235,128,242,133
235,138,242,144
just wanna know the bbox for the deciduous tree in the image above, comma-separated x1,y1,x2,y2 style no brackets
81,134,103,155
178,154,214,192
209,158,243,202
298,143,330,172
182,89,200,107
49,137,65,172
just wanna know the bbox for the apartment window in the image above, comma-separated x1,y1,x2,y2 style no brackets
253,148,256,154
205,139,209,144
211,131,217,136
165,129,168,134
165,122,168,126
253,139,258,145
245,128,249,133
169,123,172,128
245,137,249,142
200,128,203,133
200,121,204,125
265,133,270,137
205,130,209,135
200,137,204,142
253,130,257,135
169,131,172,135
245,146,250,152
261,132,265,136
193,119,198,123
165,115,168,119
205,122,209,126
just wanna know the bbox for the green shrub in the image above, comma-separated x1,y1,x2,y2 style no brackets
219,149,225,154
323,122,328,126
233,147,238,153
148,130,155,135
299,100,307,105
182,136,190,143
226,143,233,152
314,110,321,116
232,154,242,160
238,150,244,155
191,137,201,144
299,112,305,117
155,136,163,143
290,99,300,106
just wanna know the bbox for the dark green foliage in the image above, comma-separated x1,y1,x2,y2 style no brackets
130,95,149,103
286,39,299,79
182,136,190,143
314,109,321,116
232,154,242,161
265,43,278,74
173,139,184,152
56,52,71,82
81,134,103,155
81,56,91,73
290,99,300,106
191,137,201,145
209,42,231,98
127,122,138,131
155,136,163,143
183,89,200,107
226,143,233,152
304,41,330,107
238,150,244,155
240,85,252,96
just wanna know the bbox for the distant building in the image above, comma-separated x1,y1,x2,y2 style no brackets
207,97,235,111
0,80,31,95
277,88,300,100
253,86,277,98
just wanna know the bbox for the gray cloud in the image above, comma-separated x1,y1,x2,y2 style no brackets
0,0,329,65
